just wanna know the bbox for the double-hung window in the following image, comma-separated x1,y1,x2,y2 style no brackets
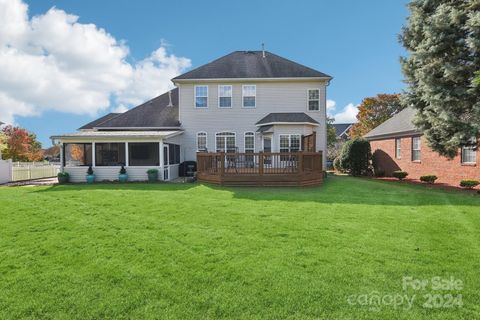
197,132,207,151
395,138,401,159
195,85,208,108
244,132,255,153
411,136,421,161
242,85,256,108
218,85,232,108
308,89,320,111
461,138,477,164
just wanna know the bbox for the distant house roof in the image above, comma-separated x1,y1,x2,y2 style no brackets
78,113,121,130
173,51,332,80
333,123,353,138
364,107,421,140
92,88,180,129
256,112,319,126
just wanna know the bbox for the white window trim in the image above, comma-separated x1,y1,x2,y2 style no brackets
194,85,208,108
461,145,477,164
395,138,401,159
196,131,207,152
218,85,233,108
307,88,320,112
244,132,255,153
242,84,256,108
411,136,421,161
215,131,236,152
279,134,302,152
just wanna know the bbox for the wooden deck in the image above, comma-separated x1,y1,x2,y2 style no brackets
197,152,324,186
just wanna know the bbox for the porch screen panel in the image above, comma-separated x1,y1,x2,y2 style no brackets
129,143,159,166
167,144,181,165
95,143,126,166
64,143,92,166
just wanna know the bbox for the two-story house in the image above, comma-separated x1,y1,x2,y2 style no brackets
52,51,332,185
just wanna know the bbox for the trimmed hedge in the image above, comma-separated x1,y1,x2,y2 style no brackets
420,175,438,184
392,170,408,180
460,179,479,189
338,138,372,176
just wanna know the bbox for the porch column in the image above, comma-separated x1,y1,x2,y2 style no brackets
159,139,164,180
92,142,96,167
59,142,64,171
125,142,129,166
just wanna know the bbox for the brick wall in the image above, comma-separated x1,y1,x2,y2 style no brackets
370,135,479,187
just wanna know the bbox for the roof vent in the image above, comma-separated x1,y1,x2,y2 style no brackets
262,43,265,58
167,90,174,107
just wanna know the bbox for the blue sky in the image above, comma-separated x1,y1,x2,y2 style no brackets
3,0,409,147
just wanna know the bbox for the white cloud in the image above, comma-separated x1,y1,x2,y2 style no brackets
0,0,191,124
333,103,359,123
326,99,336,110
111,104,129,114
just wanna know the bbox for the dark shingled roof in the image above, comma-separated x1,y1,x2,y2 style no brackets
173,51,332,80
256,113,319,125
79,113,121,130
95,88,180,129
333,123,353,137
364,107,420,139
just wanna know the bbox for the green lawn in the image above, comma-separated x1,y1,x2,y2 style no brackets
0,176,479,319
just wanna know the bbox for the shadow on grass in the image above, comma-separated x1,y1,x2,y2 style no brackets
32,175,480,207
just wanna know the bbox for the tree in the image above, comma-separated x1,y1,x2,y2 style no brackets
349,94,403,138
338,138,372,176
400,0,480,158
327,116,337,148
1,125,43,161
0,132,6,159
474,71,480,87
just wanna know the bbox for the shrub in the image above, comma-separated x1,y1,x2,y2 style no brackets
119,166,127,174
87,165,94,175
147,168,159,174
460,179,480,189
338,138,372,176
392,170,408,180
57,172,69,178
420,175,438,184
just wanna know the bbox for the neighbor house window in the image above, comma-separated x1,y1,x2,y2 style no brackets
197,132,207,151
411,137,421,161
242,85,256,108
395,138,401,159
218,85,232,108
216,132,236,152
244,132,255,153
308,89,320,111
461,138,477,164
279,135,301,153
64,143,92,166
195,85,208,108
95,143,126,166
128,143,159,166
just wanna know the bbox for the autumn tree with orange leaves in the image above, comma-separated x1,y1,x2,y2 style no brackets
349,94,404,138
1,125,44,161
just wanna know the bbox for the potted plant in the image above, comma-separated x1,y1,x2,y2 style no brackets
86,165,95,184
57,171,69,184
119,165,128,182
147,168,159,182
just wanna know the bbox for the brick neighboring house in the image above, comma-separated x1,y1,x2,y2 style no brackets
365,107,479,187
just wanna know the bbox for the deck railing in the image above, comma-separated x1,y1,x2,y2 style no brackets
197,151,323,186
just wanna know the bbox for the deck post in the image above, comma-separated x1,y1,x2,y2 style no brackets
258,152,264,176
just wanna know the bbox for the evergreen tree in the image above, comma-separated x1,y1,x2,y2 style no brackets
400,0,480,158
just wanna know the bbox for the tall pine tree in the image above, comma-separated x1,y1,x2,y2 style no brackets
401,0,480,158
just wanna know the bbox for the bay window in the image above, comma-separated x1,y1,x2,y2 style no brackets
279,135,301,153
244,132,255,153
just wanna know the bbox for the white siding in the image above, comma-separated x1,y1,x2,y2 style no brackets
65,166,163,183
178,81,327,167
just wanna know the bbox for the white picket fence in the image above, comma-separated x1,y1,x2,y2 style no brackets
11,162,60,182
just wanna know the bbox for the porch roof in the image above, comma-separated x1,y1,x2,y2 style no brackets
51,130,183,140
